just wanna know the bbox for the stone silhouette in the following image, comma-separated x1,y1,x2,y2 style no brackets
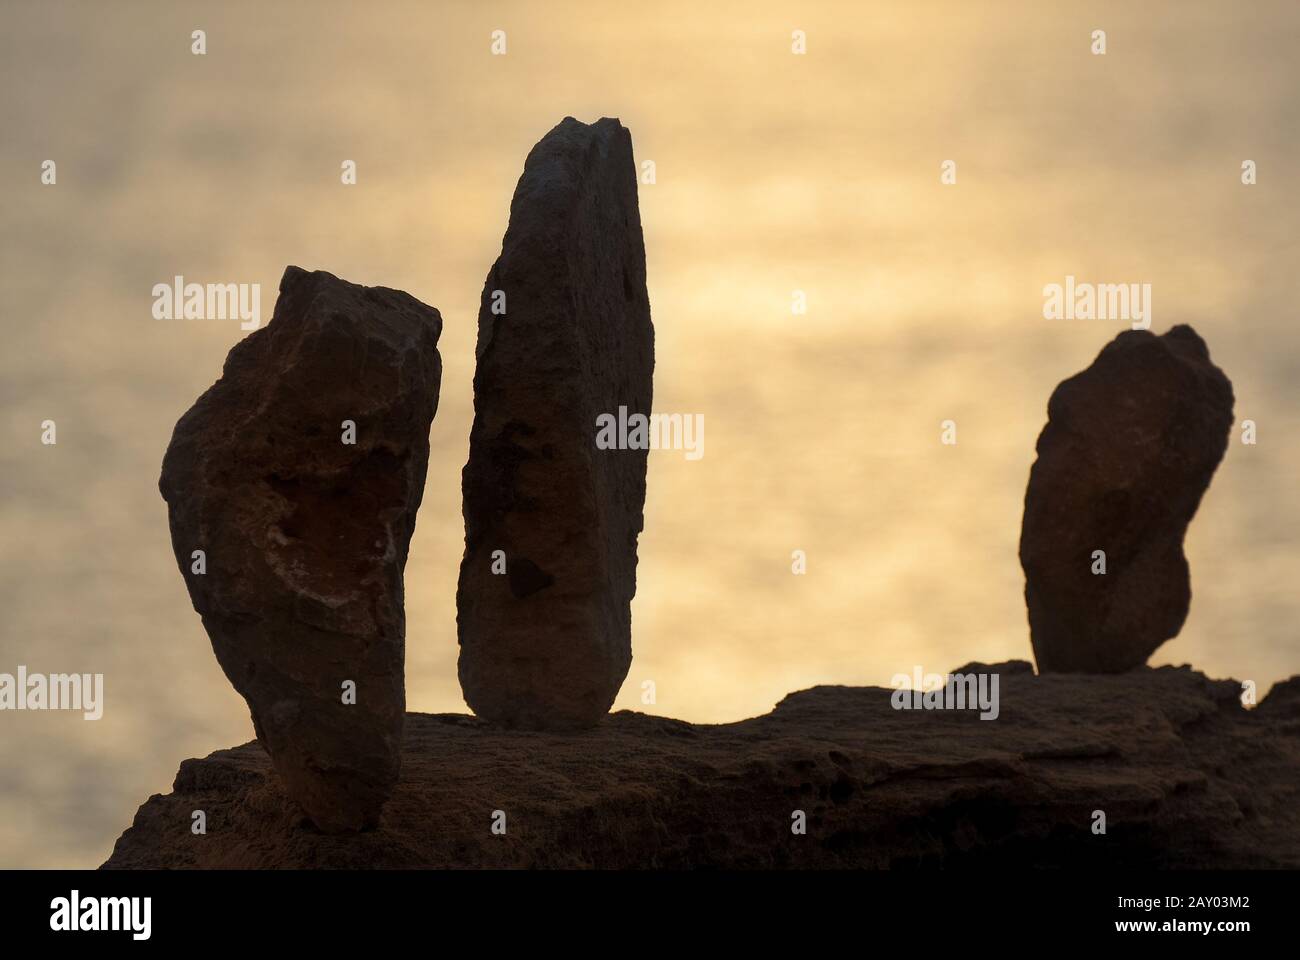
159,266,443,831
457,117,655,729
1020,325,1233,673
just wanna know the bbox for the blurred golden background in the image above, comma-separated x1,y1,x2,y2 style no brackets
1,0,1296,867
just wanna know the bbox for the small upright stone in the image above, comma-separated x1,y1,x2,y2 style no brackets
160,266,442,831
1020,325,1233,673
457,117,655,729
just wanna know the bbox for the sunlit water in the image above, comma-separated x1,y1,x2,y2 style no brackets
1,0,1296,867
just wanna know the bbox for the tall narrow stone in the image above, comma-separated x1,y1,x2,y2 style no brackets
1019,325,1233,673
160,266,442,831
457,117,655,729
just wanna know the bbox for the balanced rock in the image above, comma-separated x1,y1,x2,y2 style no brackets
160,266,442,831
1019,325,1233,672
457,117,655,729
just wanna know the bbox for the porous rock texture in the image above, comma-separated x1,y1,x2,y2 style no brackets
103,663,1300,868
158,265,442,833
457,117,655,730
1020,325,1234,673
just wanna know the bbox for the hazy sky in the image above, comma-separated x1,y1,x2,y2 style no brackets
1,0,1297,867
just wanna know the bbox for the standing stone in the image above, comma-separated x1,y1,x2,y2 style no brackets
1020,325,1233,673
457,117,655,729
160,266,442,831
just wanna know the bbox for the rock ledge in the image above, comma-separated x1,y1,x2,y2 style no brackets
103,663,1300,869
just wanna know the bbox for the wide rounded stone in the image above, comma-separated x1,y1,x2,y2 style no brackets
159,265,442,831
1019,325,1233,673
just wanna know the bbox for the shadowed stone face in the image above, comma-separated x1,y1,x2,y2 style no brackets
457,117,655,730
1020,324,1233,673
159,266,442,831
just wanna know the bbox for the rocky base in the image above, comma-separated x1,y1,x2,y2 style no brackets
103,663,1300,869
